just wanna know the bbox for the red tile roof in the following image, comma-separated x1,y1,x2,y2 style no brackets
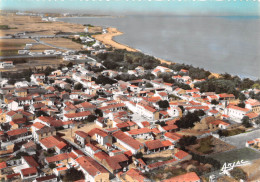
85,143,101,152
105,154,129,170
175,150,189,160
75,131,89,138
46,153,69,163
64,111,91,118
0,162,7,169
39,136,64,149
210,120,230,126
21,167,37,176
7,128,28,136
145,140,165,150
164,132,182,141
94,151,109,160
227,105,250,112
75,156,108,176
32,122,46,129
246,112,259,119
245,99,260,106
88,128,108,137
113,130,144,150
127,128,151,135
125,168,148,182
6,110,17,117
141,121,150,127
23,156,39,168
219,93,235,98
162,124,178,131
161,140,172,147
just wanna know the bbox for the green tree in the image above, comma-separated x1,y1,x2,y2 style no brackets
242,116,252,128
238,93,247,101
95,109,103,117
86,115,97,122
194,110,206,117
211,99,219,105
158,100,169,109
230,167,247,180
145,82,153,88
178,136,197,148
176,112,200,129
237,102,245,108
67,62,73,68
74,83,83,90
95,75,117,85
49,163,56,169
63,168,85,182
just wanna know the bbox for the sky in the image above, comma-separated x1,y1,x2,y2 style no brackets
0,0,259,16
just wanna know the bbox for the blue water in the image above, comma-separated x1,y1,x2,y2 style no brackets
59,15,260,79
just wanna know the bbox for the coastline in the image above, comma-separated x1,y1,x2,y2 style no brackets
92,27,172,65
93,27,221,78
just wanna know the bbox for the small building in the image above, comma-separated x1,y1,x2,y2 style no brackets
0,61,14,69
20,167,38,180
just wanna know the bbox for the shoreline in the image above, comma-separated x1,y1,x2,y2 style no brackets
92,27,172,65
92,27,221,78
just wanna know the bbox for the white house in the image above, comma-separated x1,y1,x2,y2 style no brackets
127,128,153,140
0,61,14,68
112,130,144,155
225,105,250,122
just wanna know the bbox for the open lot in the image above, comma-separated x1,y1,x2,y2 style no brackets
0,13,85,37
58,122,101,142
240,158,260,181
187,136,236,155
40,37,83,50
210,147,260,166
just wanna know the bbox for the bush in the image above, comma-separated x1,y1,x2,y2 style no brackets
85,115,97,123
74,83,83,90
230,167,247,180
178,136,197,149
49,163,56,169
63,168,85,182
242,116,252,128
191,152,221,170
145,82,153,88
158,100,169,109
211,99,219,105
176,112,200,129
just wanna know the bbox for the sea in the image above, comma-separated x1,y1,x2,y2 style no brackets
2,0,260,79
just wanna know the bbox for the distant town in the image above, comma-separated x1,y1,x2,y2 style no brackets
0,11,260,182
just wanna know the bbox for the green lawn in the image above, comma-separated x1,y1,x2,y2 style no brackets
210,147,260,166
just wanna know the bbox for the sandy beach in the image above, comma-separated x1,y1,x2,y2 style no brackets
93,27,172,65
93,27,221,78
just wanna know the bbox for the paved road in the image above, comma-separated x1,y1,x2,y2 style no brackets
223,129,260,149
0,55,57,60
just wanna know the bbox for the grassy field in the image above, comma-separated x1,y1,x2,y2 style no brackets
196,136,214,154
210,147,260,165
143,156,174,165
144,167,186,181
